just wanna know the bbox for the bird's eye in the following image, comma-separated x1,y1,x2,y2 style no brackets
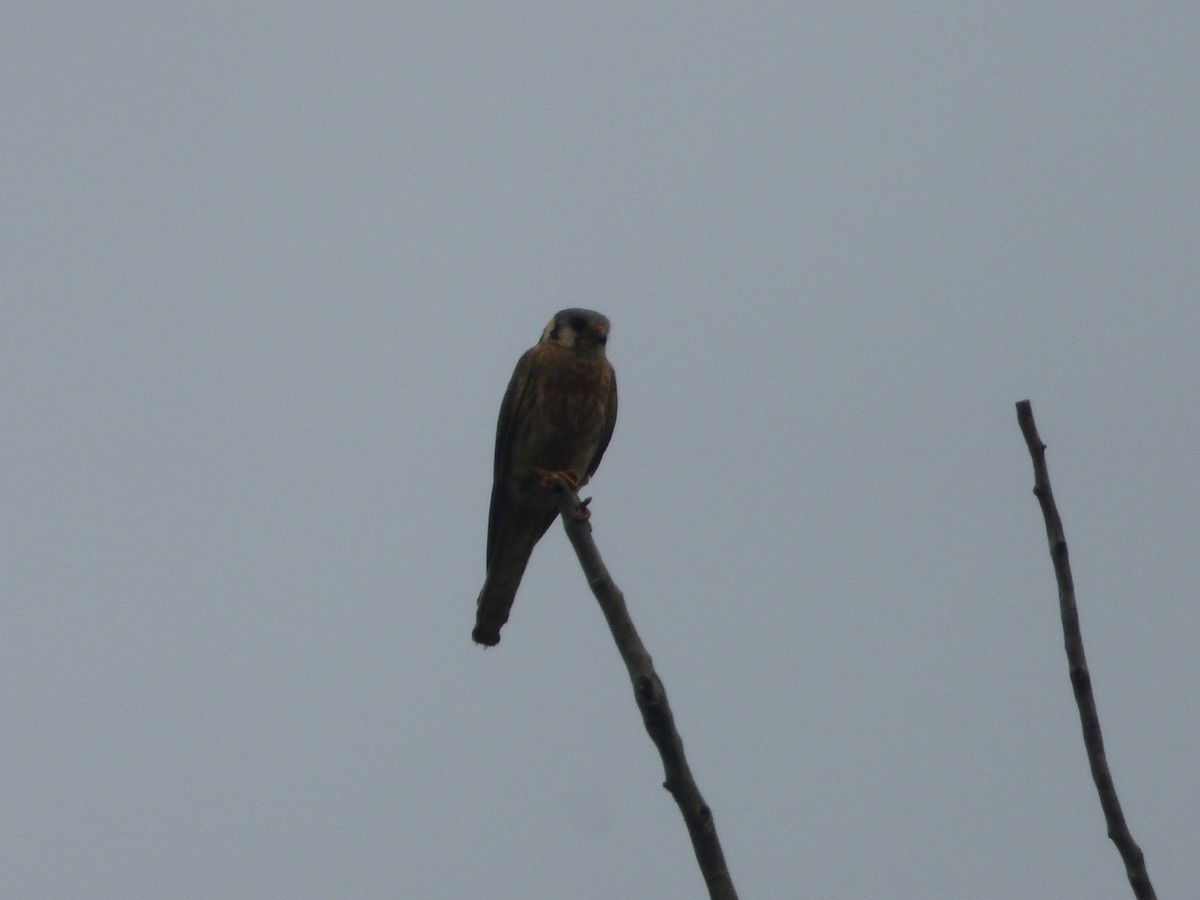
571,315,587,332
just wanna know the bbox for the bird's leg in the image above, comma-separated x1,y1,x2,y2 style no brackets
533,468,590,520
533,467,581,489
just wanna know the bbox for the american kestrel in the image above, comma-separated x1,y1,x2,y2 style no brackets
472,309,618,646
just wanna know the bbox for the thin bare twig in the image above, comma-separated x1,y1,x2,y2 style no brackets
550,477,739,900
1015,400,1156,900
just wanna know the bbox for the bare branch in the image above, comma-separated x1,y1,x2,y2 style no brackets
1015,400,1156,900
550,477,739,900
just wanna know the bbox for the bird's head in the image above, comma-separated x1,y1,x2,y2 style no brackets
540,308,610,354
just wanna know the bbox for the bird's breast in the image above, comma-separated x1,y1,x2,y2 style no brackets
516,355,612,472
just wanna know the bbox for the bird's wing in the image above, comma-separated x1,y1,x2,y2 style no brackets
586,366,618,480
486,346,538,568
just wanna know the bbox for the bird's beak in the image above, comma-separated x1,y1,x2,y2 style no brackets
592,324,609,344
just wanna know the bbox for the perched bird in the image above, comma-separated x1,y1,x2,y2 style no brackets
473,309,618,646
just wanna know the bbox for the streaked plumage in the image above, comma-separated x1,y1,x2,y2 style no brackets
472,309,618,646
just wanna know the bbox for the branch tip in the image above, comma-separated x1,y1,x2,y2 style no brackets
1016,401,1156,900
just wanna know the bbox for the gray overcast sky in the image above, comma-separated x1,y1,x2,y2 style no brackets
3,4,1197,898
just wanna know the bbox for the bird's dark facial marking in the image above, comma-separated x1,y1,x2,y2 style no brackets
541,308,608,350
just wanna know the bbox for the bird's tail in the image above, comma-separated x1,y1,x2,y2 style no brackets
473,503,559,646
472,556,532,646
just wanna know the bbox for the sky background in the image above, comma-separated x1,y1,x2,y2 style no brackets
3,4,1198,898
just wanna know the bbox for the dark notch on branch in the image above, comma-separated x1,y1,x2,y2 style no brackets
549,476,739,900
1015,400,1156,900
